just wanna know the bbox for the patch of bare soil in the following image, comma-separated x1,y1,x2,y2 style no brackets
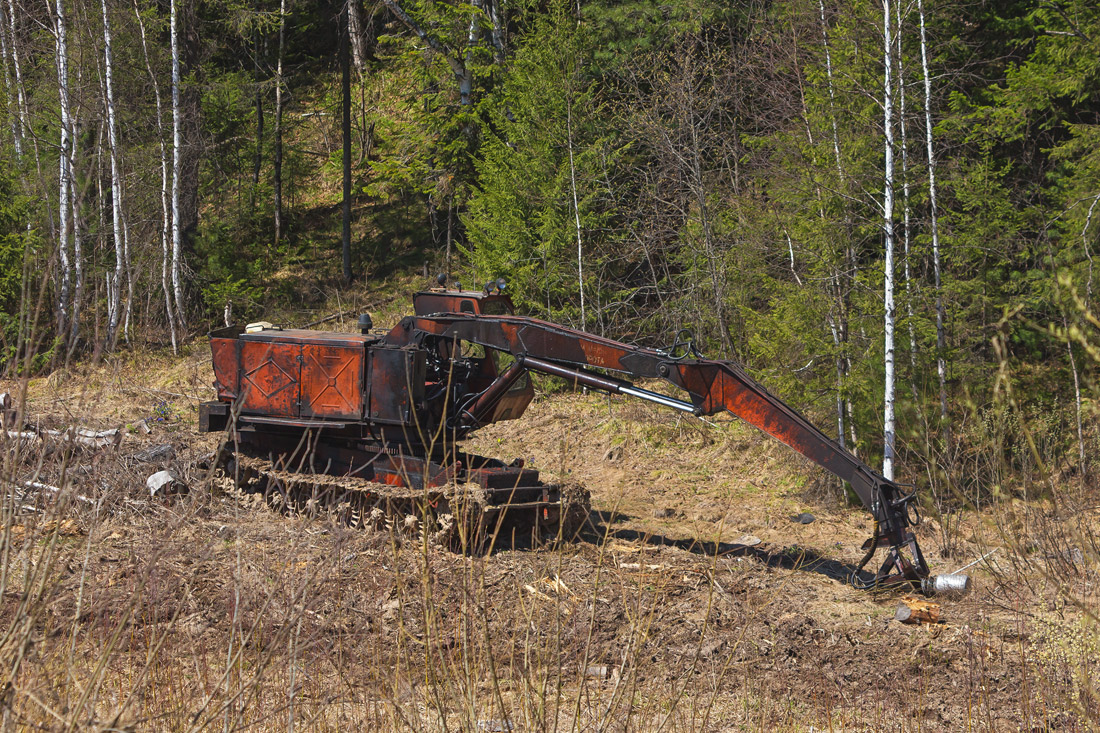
0,366,1093,730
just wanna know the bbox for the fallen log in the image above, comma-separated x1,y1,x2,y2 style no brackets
8,479,94,505
4,426,121,450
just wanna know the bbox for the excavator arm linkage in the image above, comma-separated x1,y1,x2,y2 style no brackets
386,312,936,590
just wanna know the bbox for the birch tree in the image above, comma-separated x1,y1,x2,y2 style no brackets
881,0,897,481
134,0,177,352
53,0,74,342
347,0,365,76
273,0,286,244
895,0,919,402
816,0,860,452
0,0,21,161
170,0,186,329
917,0,948,436
380,0,486,108
341,1,352,283
102,0,127,349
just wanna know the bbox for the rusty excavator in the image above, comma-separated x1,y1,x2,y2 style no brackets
199,276,968,595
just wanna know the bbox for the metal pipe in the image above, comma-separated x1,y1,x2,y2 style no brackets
466,355,527,424
524,356,696,413
620,385,695,413
524,356,623,392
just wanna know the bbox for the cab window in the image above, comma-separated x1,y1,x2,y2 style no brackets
480,299,512,316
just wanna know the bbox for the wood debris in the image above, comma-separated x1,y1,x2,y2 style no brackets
895,595,942,625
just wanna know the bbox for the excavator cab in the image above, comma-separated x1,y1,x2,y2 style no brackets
413,276,514,317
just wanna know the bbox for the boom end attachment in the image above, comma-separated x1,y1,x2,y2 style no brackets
922,573,972,597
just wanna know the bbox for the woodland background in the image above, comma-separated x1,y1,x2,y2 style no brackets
0,0,1098,493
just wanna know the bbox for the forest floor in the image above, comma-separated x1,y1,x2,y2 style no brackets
1,310,1097,731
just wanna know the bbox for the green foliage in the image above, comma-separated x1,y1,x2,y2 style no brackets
462,1,614,327
0,168,28,314
193,219,266,322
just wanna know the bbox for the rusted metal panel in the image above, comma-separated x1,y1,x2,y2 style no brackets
241,329,373,347
239,340,302,417
413,291,515,317
466,466,540,489
373,453,454,488
367,347,426,426
211,337,240,400
300,344,364,420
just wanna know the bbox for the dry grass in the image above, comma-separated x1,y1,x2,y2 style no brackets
0,338,1097,731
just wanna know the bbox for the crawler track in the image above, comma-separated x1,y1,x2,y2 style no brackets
216,454,590,551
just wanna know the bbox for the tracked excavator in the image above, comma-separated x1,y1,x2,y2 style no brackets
199,277,968,595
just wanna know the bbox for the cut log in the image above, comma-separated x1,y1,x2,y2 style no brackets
132,442,175,463
4,425,121,450
8,480,94,504
895,596,942,625
0,393,14,428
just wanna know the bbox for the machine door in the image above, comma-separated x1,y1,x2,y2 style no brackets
239,340,302,417
367,347,426,425
300,344,364,420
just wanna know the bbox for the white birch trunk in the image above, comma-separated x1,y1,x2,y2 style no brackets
8,0,46,225
1066,323,1085,476
827,310,846,447
133,0,177,352
121,186,132,342
817,0,843,184
785,232,803,286
347,0,365,76
817,0,858,451
895,0,919,399
54,0,73,338
170,0,186,329
460,11,477,107
274,0,285,244
881,0,897,481
1074,196,1098,475
4,0,22,149
67,68,83,357
918,0,947,433
102,0,125,349
0,0,21,160
567,95,584,327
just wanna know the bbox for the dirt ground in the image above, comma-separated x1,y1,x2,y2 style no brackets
0,347,1095,731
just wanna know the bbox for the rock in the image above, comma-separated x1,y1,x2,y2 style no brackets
734,534,762,547
653,507,675,519
381,598,401,622
789,512,815,524
132,443,175,463
147,470,187,497
582,664,611,679
1045,547,1084,565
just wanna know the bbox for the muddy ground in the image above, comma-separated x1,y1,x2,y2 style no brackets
0,348,1095,731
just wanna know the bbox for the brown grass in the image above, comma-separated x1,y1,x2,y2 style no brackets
1,336,1097,731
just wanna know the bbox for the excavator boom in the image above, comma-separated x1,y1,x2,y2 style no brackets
385,312,932,588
